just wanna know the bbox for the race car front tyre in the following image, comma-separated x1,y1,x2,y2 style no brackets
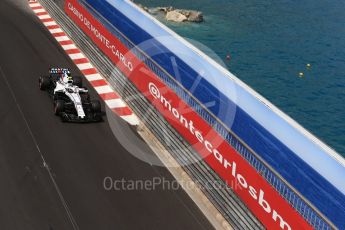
73,76,82,88
54,100,65,115
91,100,101,112
39,76,51,90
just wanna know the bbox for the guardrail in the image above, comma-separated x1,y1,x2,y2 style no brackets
75,2,335,229
39,0,336,229
39,0,264,229
77,3,334,229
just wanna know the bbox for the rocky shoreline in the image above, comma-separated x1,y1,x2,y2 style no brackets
162,7,203,23
132,2,204,23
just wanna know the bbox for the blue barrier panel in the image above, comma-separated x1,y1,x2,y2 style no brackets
76,0,345,228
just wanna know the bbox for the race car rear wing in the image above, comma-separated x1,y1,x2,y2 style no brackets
49,68,71,75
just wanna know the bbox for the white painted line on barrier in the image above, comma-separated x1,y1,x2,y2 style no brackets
76,63,94,70
94,85,113,94
33,8,45,13
68,53,85,60
29,3,40,7
43,21,57,26
85,73,103,81
105,98,126,109
55,36,70,42
62,44,77,50
121,114,141,126
49,28,63,34
38,14,50,20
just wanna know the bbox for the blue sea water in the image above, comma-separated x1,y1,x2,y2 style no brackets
135,0,345,158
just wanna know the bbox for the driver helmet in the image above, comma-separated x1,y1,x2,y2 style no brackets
67,76,73,85
62,73,73,85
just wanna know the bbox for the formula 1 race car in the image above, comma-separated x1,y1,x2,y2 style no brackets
39,68,102,122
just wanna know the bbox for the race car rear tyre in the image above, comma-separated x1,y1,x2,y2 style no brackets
54,100,65,115
60,113,69,122
91,100,101,112
39,76,51,90
73,76,82,88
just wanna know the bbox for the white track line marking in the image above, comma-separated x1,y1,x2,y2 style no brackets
43,21,57,26
33,9,45,13
94,85,113,94
68,53,85,60
62,44,77,50
76,63,93,70
121,114,140,126
84,73,103,81
49,28,63,34
105,99,127,109
29,3,40,7
55,36,70,42
38,14,50,20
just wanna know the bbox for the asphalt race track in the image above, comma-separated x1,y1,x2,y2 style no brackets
0,0,213,229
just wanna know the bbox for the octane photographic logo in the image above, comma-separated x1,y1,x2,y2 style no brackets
106,35,238,168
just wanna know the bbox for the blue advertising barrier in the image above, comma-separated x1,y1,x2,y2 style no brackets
80,0,345,227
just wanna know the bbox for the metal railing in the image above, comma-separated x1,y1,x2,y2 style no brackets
41,0,264,228
79,3,336,229
41,0,336,229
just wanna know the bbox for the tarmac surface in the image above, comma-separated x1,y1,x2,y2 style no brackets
0,0,213,229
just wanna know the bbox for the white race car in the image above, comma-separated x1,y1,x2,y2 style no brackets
39,68,102,122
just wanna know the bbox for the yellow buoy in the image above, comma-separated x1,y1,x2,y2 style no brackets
306,63,311,69
299,72,304,77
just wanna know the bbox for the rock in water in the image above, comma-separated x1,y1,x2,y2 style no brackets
166,10,188,22
157,6,174,13
187,10,203,22
138,4,204,23
175,9,204,22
